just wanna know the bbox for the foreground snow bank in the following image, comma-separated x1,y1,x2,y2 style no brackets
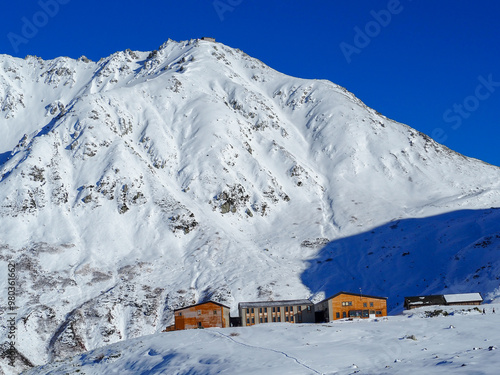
23,304,500,375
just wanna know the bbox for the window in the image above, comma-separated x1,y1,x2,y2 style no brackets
298,306,302,312
285,306,288,312
272,317,276,322
273,307,276,313
246,308,249,314
370,310,375,314
251,318,255,323
264,307,267,313
363,303,367,307
178,312,182,316
260,318,263,323
289,307,294,313
259,308,262,313
370,302,374,307
246,318,249,324
197,310,201,315
214,310,217,315
285,316,289,322
376,311,382,315
277,316,281,322
336,312,340,319
251,308,254,313
342,312,346,318
277,307,280,312
198,322,202,328
307,306,311,311
290,316,294,322
342,301,353,307
264,317,268,323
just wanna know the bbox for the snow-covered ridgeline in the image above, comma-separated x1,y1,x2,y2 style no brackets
0,39,499,373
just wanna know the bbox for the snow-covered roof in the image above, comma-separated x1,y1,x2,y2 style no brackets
443,293,483,303
239,300,313,308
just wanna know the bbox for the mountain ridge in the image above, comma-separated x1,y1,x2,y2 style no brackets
0,38,499,373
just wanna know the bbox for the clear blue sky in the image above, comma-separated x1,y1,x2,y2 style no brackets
2,0,499,166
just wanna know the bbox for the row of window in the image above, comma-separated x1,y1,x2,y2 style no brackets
340,301,375,307
178,310,219,316
246,314,301,324
245,306,311,314
335,310,382,318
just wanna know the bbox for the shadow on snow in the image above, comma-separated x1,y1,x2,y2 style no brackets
301,208,500,313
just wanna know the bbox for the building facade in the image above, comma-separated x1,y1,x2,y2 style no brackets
174,301,230,330
315,292,387,322
239,300,314,326
404,293,483,310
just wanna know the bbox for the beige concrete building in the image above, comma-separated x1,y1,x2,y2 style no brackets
239,299,314,326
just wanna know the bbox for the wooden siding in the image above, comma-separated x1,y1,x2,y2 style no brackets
174,302,230,330
328,294,387,320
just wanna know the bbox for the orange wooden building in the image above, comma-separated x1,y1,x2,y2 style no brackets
173,301,230,330
315,292,387,322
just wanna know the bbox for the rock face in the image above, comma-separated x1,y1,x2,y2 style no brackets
1,39,500,373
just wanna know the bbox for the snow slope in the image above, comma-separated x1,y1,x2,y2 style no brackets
22,304,500,375
0,39,499,373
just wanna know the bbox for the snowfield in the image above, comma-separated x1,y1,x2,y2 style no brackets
0,38,499,374
23,304,500,375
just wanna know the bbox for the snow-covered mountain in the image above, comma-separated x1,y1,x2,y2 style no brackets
0,38,499,374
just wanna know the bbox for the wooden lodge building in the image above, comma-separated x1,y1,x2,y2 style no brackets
165,290,484,332
173,301,230,330
314,292,387,322
404,293,483,310
239,299,315,326
167,292,388,332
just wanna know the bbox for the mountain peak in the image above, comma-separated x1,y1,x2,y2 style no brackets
1,40,499,372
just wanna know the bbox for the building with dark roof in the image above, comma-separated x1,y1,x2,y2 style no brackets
238,299,314,326
173,301,230,330
404,293,483,310
314,292,387,322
